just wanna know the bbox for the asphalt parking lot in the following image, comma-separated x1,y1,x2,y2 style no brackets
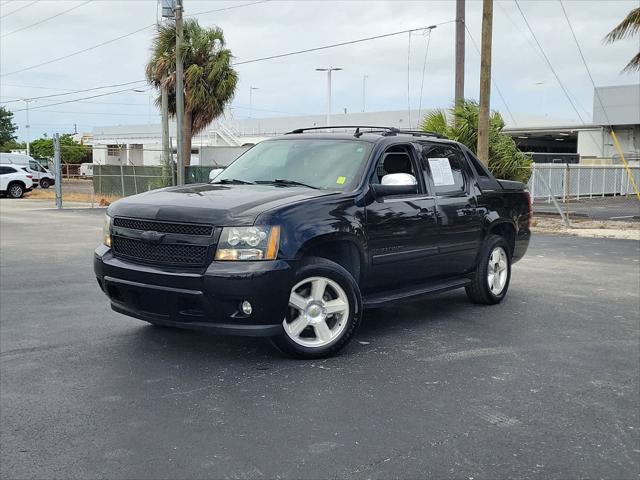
1,199,639,479
534,196,640,221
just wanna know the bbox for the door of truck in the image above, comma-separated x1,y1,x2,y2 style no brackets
364,143,440,291
417,142,483,275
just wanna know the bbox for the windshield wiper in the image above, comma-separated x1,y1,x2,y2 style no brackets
215,178,255,185
257,179,319,189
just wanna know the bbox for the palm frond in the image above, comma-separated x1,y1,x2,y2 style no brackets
623,51,640,72
604,8,640,43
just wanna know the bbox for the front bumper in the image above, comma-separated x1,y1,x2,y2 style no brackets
94,245,295,336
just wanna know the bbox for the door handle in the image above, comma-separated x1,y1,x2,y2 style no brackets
418,208,435,218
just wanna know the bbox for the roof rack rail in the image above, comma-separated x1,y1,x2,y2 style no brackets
286,126,399,135
393,129,448,139
285,125,448,139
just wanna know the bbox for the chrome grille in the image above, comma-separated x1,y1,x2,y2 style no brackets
112,236,208,266
113,217,213,236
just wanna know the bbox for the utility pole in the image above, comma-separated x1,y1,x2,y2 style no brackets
362,74,368,112
23,99,32,155
455,0,465,106
249,86,258,118
161,84,171,183
316,67,342,127
54,133,62,209
175,0,185,185
477,0,493,166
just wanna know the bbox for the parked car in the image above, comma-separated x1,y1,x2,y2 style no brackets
80,163,94,178
0,153,55,189
0,164,33,198
94,127,532,358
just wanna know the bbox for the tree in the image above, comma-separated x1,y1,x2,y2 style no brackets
604,7,640,73
30,134,89,164
146,20,238,166
0,139,26,153
421,99,532,183
0,106,18,150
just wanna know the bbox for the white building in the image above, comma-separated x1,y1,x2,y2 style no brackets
91,84,639,166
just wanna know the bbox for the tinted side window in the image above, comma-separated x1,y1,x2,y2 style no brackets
0,166,13,175
463,147,490,179
419,144,468,195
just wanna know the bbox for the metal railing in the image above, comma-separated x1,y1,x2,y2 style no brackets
528,164,640,203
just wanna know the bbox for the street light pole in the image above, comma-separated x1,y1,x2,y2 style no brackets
316,67,342,127
23,99,32,155
175,0,185,185
362,74,368,112
249,86,258,118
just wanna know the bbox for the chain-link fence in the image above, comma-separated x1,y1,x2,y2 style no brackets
527,164,640,227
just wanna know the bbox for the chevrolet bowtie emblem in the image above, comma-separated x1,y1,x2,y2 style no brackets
140,231,166,244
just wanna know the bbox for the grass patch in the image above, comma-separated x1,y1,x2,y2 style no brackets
26,189,120,206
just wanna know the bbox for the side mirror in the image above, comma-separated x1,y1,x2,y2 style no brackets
371,173,418,197
209,168,224,181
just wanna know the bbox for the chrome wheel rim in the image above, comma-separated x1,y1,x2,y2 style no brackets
9,185,22,197
488,246,508,295
283,276,350,348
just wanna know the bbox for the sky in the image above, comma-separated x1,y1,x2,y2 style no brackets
0,0,638,141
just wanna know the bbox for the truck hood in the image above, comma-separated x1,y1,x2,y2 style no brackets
107,183,337,226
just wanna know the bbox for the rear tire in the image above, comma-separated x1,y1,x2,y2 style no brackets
7,182,24,199
271,257,362,359
466,234,511,305
40,178,51,189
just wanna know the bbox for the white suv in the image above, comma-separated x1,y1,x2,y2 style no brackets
0,165,33,198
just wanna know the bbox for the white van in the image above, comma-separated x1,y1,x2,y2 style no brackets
0,153,56,189
79,163,94,178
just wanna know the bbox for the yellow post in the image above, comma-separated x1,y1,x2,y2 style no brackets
610,129,640,201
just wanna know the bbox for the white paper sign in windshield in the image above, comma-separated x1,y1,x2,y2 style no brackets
428,158,456,186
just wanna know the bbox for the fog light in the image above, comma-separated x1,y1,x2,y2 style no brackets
241,300,252,315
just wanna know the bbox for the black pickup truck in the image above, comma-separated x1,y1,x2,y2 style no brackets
95,127,531,358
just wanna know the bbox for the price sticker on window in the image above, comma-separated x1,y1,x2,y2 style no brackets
428,158,456,186
336,176,346,185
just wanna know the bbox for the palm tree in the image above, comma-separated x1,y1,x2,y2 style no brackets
604,7,640,72
421,100,532,183
146,20,238,166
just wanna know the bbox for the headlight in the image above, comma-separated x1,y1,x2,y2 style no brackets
102,214,112,247
215,226,280,261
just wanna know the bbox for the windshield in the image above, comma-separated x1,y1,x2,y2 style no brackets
214,139,372,191
29,160,46,172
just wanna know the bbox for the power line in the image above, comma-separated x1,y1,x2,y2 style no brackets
463,23,518,127
27,109,160,117
0,80,147,103
0,0,38,19
417,29,433,124
1,0,90,38
4,21,456,112
513,0,586,124
496,0,590,120
234,22,455,66
1,1,270,77
188,0,270,17
558,0,612,127
1,24,154,77
10,87,148,112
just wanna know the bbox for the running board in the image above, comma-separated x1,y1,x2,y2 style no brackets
363,278,471,308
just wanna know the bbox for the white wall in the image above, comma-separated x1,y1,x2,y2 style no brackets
578,129,603,158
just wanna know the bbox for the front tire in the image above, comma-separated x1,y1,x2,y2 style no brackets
272,257,362,359
7,183,24,199
40,178,51,189
466,235,511,305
